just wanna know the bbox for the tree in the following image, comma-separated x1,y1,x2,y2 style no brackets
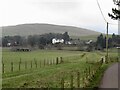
112,33,116,39
39,37,47,45
111,34,120,47
63,32,70,42
13,35,23,46
108,0,120,20
96,34,105,49
2,37,8,47
108,38,113,48
27,35,36,47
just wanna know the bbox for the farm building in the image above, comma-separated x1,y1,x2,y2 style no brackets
65,39,81,45
52,38,64,44
85,40,93,44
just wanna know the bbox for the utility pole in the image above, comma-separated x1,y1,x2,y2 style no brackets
106,22,109,63
118,4,120,62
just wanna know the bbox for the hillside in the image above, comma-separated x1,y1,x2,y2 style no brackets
2,23,100,36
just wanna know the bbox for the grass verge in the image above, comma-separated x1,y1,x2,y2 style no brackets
86,63,114,89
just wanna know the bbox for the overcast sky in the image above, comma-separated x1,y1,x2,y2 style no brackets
0,0,118,34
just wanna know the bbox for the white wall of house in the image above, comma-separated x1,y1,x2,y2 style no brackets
52,38,64,44
86,40,93,44
7,43,11,46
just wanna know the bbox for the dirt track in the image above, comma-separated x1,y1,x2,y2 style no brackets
99,63,120,88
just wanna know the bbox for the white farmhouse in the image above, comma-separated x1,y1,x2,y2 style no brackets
52,38,64,44
86,40,93,44
7,42,11,47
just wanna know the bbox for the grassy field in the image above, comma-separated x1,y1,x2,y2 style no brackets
2,48,118,88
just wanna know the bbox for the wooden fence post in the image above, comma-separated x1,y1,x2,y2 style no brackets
19,58,22,71
82,77,85,88
19,62,21,71
77,71,80,88
70,74,73,89
101,58,104,64
2,63,4,73
86,68,88,79
34,58,37,68
61,78,64,90
60,57,63,63
83,71,86,88
92,69,95,77
56,57,59,65
117,57,119,62
11,62,13,72
31,61,32,69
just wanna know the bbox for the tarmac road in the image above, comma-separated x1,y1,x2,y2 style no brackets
99,63,120,89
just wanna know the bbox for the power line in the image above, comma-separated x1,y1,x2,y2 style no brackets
96,0,107,23
96,0,118,25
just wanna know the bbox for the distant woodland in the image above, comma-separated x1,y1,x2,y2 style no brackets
2,32,120,51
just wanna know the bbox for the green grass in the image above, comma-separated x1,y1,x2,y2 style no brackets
3,48,83,61
2,48,118,88
2,48,84,73
87,64,110,88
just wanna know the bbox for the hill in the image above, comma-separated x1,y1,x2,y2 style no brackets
2,23,100,36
